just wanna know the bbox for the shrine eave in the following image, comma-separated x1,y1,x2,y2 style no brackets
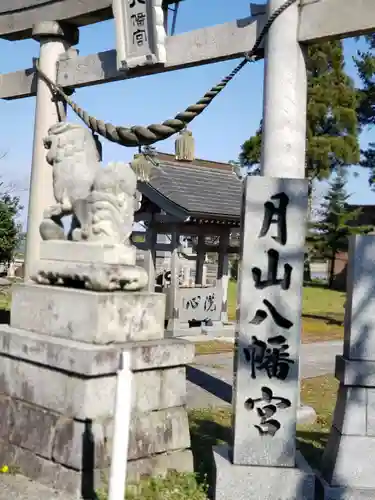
137,159,242,226
138,184,240,227
189,217,240,227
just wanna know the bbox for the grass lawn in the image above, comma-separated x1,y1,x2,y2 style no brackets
0,285,11,311
195,340,234,356
195,282,345,354
97,374,337,499
228,280,345,343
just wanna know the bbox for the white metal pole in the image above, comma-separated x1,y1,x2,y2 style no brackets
108,350,133,500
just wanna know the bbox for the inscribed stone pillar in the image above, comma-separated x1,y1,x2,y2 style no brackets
24,22,78,280
217,230,230,324
232,176,307,466
318,235,375,498
213,176,315,500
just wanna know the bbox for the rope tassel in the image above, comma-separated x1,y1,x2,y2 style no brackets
175,129,195,161
130,153,154,182
35,0,297,148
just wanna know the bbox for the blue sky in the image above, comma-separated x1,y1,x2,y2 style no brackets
0,0,373,227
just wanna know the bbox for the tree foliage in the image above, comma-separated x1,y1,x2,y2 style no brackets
355,35,375,186
240,41,360,186
0,185,22,268
309,170,372,288
356,35,375,126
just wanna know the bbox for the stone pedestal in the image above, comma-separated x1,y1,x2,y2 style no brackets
32,241,148,292
11,283,165,344
0,282,194,497
317,235,375,499
213,445,315,500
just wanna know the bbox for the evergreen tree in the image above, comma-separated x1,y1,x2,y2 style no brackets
355,35,375,126
310,170,372,288
240,41,360,184
354,35,375,185
240,41,360,281
0,188,22,269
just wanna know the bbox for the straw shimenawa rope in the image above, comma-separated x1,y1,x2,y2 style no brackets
36,0,297,148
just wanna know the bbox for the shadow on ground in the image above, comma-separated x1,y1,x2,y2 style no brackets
189,409,231,499
302,313,343,327
0,308,10,324
296,430,329,469
186,366,232,404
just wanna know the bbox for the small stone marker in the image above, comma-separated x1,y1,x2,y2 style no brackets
213,176,315,500
318,234,375,498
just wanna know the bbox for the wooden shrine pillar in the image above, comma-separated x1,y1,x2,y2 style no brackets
217,229,230,324
144,225,157,292
166,229,180,332
195,235,205,285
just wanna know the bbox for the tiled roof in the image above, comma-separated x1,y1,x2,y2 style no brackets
138,155,243,221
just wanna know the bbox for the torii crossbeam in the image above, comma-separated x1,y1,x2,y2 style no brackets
0,0,374,99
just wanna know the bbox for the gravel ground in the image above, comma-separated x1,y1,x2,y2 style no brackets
0,474,77,500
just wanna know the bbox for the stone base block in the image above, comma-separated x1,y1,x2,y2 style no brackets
321,427,375,489
11,283,165,343
40,240,136,265
0,400,191,469
0,326,194,375
0,328,194,419
316,471,375,500
0,328,194,496
213,445,315,500
0,439,193,498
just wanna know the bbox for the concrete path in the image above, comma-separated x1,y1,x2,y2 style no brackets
186,340,343,408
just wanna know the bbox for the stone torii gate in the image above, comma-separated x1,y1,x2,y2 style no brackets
0,0,372,277
0,0,374,499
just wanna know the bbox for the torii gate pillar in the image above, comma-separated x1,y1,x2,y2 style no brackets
214,1,315,498
24,22,78,280
260,0,307,178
